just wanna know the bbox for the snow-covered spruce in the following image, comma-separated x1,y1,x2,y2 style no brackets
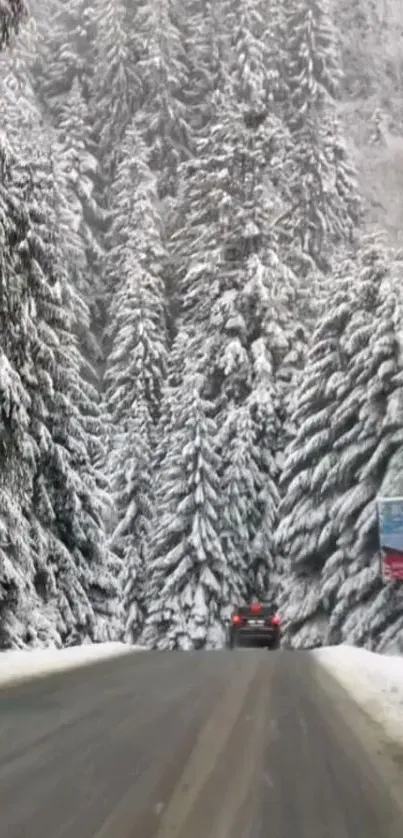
141,378,233,650
28,148,122,644
0,0,25,50
92,0,141,180
278,0,360,272
218,397,279,603
226,0,284,116
103,123,167,640
0,129,121,648
169,83,303,611
133,0,192,199
33,0,96,119
277,245,403,649
55,76,104,361
173,84,301,399
326,248,403,650
275,273,351,649
11,4,105,370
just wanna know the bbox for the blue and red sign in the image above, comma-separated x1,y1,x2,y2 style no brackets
377,497,403,581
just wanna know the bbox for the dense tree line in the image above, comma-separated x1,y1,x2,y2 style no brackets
0,0,402,651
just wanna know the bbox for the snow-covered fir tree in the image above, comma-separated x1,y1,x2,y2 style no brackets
0,0,26,50
277,243,403,649
175,0,227,134
0,12,42,144
0,131,60,649
0,103,121,647
92,0,143,180
133,0,192,199
142,376,234,649
33,0,96,117
24,146,122,644
227,0,284,117
174,92,290,366
279,0,361,273
276,261,357,648
325,248,403,651
25,1,105,375
218,395,279,602
169,75,304,605
55,76,104,365
103,123,167,640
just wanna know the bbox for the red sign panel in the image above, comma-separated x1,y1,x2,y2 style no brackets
381,550,403,581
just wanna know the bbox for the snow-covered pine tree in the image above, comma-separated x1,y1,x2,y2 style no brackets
110,402,154,644
218,394,279,603
0,131,62,650
324,246,403,651
142,376,233,650
18,142,121,644
217,408,256,604
173,86,288,367
321,110,361,248
279,0,361,273
55,76,104,368
21,1,106,384
174,0,224,135
227,0,284,119
103,122,168,641
0,9,43,147
0,123,118,648
170,70,303,600
0,41,78,649
0,0,25,49
133,0,192,199
0,23,79,649
92,0,142,181
276,258,358,648
283,0,341,131
33,0,96,118
277,243,403,649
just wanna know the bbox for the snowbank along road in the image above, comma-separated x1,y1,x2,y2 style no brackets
0,650,403,838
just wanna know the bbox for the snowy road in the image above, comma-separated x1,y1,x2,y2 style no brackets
0,650,402,838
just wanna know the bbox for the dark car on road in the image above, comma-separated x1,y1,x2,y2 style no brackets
227,603,281,649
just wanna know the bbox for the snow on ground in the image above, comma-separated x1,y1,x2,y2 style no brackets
314,645,403,747
0,642,146,688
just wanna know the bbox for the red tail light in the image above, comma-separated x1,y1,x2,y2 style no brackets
250,602,261,613
231,614,243,625
270,615,281,626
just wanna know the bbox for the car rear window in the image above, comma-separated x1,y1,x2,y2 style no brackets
235,605,274,618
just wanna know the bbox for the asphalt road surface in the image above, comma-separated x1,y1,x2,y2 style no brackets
1,650,403,838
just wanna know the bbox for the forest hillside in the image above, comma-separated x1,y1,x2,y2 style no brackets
0,0,402,652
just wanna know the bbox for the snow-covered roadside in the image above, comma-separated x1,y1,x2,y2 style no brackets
314,645,403,747
0,642,146,688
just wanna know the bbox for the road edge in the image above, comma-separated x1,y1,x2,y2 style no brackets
0,648,149,693
311,654,403,819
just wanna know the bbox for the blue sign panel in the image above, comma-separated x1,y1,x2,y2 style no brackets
378,497,403,552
